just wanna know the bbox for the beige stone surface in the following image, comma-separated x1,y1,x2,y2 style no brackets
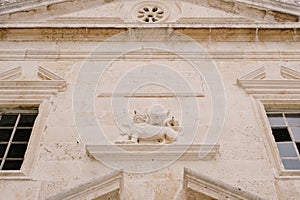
0,0,300,200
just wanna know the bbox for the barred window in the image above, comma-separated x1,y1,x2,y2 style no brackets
267,112,300,170
0,108,38,170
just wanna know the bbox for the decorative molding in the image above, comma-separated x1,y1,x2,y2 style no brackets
0,66,22,80
86,144,219,161
1,22,300,29
1,50,300,61
238,66,266,80
48,17,124,24
177,17,255,23
0,0,299,24
184,168,266,200
46,171,123,200
0,0,66,14
235,0,300,16
237,66,300,94
281,66,300,80
0,66,66,100
37,66,64,81
97,91,204,98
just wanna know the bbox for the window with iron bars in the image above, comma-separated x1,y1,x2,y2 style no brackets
267,112,300,170
0,108,38,170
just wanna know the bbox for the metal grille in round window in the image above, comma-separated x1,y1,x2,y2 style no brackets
134,2,169,23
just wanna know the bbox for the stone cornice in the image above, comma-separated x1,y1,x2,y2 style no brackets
0,27,298,45
46,171,123,200
0,0,299,15
87,144,219,161
0,66,21,80
235,0,300,16
237,66,300,94
0,66,66,91
0,0,99,15
0,50,299,61
0,0,299,27
281,66,300,79
184,168,266,200
0,66,66,100
0,22,300,29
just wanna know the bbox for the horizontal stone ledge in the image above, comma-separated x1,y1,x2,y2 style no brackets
97,92,205,98
2,57,299,62
86,144,219,161
0,89,58,95
1,23,300,29
1,50,297,55
238,80,300,88
0,80,66,91
0,99,45,104
0,51,300,61
0,95,53,100
0,170,31,180
245,89,300,94
0,80,65,86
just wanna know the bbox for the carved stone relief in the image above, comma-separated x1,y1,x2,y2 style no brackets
115,104,182,144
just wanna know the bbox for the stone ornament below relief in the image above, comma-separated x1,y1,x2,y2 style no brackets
115,105,182,144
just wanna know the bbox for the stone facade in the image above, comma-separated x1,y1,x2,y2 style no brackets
0,0,299,199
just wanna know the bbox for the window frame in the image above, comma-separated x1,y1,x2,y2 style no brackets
0,108,38,170
266,111,300,170
252,95,300,177
0,100,49,180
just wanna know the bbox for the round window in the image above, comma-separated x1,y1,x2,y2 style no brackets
133,2,169,23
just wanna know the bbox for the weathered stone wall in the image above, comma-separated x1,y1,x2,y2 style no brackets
0,27,299,199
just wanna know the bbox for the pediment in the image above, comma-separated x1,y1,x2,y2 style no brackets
184,168,266,200
46,171,123,200
237,66,300,94
48,1,258,24
0,66,66,102
0,0,299,28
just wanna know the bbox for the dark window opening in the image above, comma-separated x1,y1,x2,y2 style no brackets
272,128,292,142
267,112,300,170
0,114,18,127
0,108,38,170
296,143,300,154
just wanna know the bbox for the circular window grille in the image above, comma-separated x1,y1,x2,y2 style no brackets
134,2,169,23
